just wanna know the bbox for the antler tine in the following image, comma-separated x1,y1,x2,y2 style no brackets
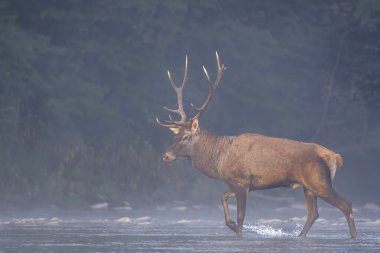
156,55,188,127
181,55,188,88
156,117,178,128
190,51,226,120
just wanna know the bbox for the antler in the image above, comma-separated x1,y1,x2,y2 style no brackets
156,55,188,128
190,51,226,121
156,52,225,129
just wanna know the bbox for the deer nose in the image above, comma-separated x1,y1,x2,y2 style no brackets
163,151,176,162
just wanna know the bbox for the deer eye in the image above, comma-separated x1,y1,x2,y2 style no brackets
181,135,191,143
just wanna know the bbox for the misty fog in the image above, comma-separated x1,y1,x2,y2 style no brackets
2,1,380,252
0,0,379,223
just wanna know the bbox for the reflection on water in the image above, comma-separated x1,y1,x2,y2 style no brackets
0,206,379,253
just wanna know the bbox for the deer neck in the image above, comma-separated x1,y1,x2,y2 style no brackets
190,130,230,179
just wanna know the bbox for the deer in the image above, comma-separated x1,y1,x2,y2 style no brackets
156,52,357,239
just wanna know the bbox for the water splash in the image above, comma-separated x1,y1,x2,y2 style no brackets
244,223,303,237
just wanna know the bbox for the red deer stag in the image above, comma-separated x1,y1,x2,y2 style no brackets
156,52,357,239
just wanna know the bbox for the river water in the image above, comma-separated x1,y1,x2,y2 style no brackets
0,203,379,253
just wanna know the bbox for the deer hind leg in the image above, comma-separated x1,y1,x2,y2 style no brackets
319,189,357,239
298,187,319,237
235,189,247,238
221,190,237,233
302,164,356,238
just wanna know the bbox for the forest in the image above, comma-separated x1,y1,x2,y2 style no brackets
0,0,379,209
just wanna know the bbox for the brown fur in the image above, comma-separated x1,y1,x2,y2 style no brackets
159,53,356,239
163,129,357,239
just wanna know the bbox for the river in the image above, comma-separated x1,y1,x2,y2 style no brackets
0,203,379,252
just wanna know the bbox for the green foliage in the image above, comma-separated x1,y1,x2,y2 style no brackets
0,0,379,208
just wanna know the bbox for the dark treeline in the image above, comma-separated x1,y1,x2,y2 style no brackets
0,0,379,208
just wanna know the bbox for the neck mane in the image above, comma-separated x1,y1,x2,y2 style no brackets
190,129,233,179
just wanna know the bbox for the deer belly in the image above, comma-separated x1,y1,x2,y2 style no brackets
247,171,298,190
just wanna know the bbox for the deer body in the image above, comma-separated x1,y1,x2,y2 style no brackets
190,131,339,188
157,53,357,239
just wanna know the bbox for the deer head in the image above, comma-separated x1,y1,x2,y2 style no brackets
156,52,226,162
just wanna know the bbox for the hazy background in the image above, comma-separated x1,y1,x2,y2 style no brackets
0,0,379,209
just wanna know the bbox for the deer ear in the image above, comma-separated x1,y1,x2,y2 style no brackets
169,127,180,135
191,119,200,133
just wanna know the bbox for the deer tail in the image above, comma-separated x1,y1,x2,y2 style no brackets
335,153,343,169
330,153,343,181
319,149,344,181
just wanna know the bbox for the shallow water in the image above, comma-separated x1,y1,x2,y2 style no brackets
0,206,379,253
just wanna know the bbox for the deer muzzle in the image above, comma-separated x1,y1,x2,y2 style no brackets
163,151,176,162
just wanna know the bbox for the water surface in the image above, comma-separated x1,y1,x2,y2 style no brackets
0,205,379,252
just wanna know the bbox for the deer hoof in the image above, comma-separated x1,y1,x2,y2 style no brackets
226,220,237,233
298,232,306,237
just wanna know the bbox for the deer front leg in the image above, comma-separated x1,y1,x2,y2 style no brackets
221,189,237,233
